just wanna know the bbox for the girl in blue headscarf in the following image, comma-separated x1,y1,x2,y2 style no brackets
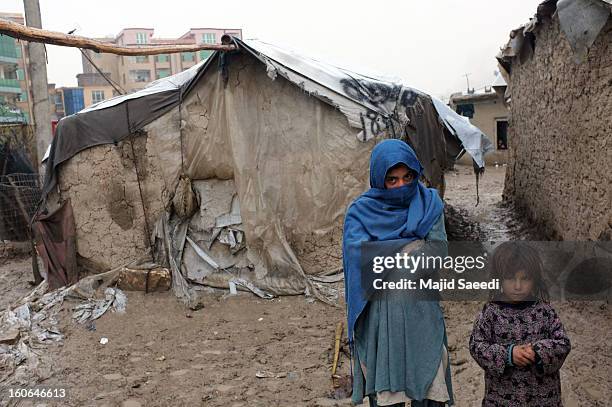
343,139,454,406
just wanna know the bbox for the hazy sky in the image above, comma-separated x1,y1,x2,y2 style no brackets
4,0,542,100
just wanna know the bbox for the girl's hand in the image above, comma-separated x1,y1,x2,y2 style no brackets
524,343,536,362
512,344,536,367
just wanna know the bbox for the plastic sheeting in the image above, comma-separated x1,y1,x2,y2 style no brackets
170,57,372,296
42,37,492,203
557,0,611,62
497,0,611,69
431,98,494,166
239,39,491,168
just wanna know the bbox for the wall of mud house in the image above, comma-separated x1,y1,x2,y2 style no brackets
54,107,182,271
503,17,612,240
54,52,369,274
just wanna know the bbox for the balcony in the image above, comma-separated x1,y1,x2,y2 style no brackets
0,78,22,94
0,36,20,64
0,55,19,65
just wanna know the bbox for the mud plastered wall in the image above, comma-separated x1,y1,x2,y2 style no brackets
503,17,612,240
57,107,181,270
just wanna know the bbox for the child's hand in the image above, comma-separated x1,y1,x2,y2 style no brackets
512,344,536,367
524,343,536,362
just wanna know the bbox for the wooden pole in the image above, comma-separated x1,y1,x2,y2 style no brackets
22,0,49,285
22,0,52,166
0,19,237,55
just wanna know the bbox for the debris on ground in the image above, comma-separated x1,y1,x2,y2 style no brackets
0,268,132,396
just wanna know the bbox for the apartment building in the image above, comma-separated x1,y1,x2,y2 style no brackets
79,27,242,103
0,12,32,124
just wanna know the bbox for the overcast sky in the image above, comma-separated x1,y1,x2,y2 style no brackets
5,0,541,100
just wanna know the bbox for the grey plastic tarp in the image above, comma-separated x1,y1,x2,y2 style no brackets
42,37,492,201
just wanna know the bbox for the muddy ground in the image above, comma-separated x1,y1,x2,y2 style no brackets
1,163,610,406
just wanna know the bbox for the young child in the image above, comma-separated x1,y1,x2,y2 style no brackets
469,242,571,406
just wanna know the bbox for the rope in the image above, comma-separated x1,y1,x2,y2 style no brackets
79,48,126,95
124,103,153,252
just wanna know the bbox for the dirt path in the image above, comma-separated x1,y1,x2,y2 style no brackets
2,164,610,406
443,164,611,407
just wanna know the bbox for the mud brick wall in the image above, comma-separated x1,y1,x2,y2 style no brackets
55,107,182,271
503,17,612,240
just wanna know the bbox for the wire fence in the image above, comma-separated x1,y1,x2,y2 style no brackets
0,173,42,242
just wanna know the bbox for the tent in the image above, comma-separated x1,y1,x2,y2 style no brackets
38,37,493,303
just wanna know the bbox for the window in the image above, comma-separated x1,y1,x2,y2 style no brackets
455,103,474,119
496,120,508,150
199,50,213,61
181,52,195,62
133,55,149,63
91,90,105,104
16,68,24,81
202,33,216,44
155,54,169,63
17,91,27,102
136,32,147,44
15,44,22,58
156,69,171,79
129,70,151,82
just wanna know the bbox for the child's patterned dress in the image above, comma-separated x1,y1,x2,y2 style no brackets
469,301,571,406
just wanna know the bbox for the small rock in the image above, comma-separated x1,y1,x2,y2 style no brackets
170,369,189,377
312,397,344,406
582,383,603,401
451,358,467,366
200,350,222,355
0,328,20,345
121,400,142,407
103,373,124,381
215,384,233,392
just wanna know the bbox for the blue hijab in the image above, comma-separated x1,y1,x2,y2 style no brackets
342,139,444,343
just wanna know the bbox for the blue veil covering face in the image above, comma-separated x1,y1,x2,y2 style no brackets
342,139,444,344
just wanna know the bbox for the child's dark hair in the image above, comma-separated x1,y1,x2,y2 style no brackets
488,241,549,302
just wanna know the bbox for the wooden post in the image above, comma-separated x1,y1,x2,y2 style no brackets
23,0,52,166
23,0,49,285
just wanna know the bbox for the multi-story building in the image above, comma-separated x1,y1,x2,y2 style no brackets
0,12,32,124
77,72,117,107
79,27,242,104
